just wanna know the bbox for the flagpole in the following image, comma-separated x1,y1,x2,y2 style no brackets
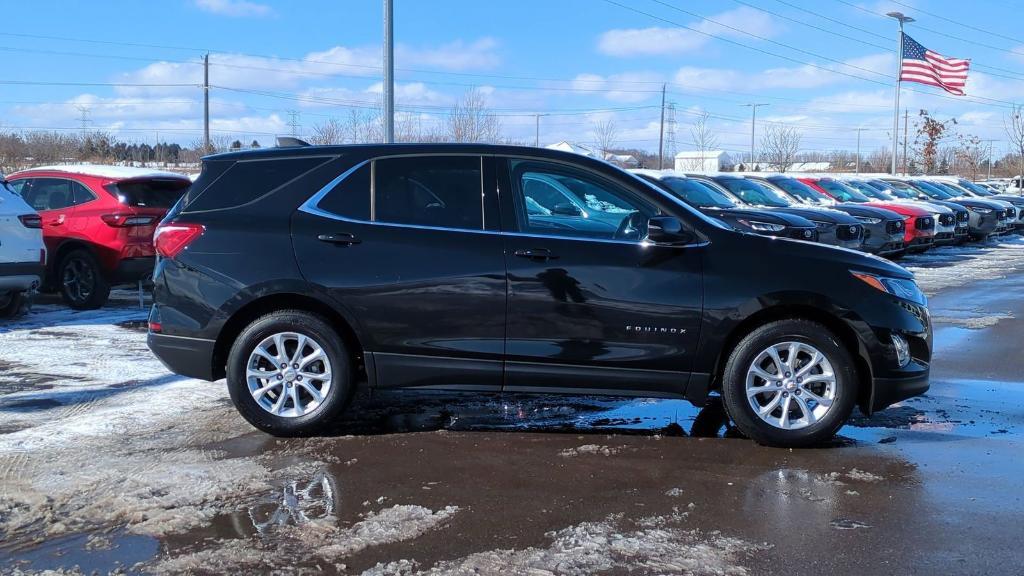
888,12,914,175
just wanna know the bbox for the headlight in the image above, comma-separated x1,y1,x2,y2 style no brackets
737,219,785,232
811,220,835,229
851,271,927,306
855,216,882,224
968,206,992,214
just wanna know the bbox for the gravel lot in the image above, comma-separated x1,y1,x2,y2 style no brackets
2,236,1024,575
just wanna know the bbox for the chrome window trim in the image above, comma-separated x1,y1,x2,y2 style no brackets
298,156,707,249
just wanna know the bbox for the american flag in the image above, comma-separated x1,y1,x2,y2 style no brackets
899,33,970,95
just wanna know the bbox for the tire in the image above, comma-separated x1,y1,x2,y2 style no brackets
58,249,110,310
721,319,857,448
226,310,353,436
0,291,29,319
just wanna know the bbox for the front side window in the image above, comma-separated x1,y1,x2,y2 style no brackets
374,156,483,230
511,159,654,241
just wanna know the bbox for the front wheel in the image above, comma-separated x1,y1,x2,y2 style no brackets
226,310,353,436
721,320,857,448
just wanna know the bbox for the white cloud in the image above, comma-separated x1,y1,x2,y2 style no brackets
569,71,663,103
194,0,273,17
670,52,893,93
397,38,501,71
598,6,779,57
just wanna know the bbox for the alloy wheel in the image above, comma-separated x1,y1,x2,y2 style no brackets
246,332,333,418
62,257,94,303
745,341,837,430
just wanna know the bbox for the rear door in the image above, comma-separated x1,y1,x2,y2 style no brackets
17,178,78,257
499,157,704,396
292,154,507,391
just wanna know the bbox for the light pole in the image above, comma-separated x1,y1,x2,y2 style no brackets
383,0,394,143
855,128,867,174
534,113,548,148
887,11,914,175
742,103,769,170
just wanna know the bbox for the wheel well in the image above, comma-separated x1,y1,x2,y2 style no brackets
711,306,873,412
211,293,366,382
48,241,96,285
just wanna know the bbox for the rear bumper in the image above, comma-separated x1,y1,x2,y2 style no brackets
0,262,45,291
147,331,217,381
870,366,930,412
111,257,155,284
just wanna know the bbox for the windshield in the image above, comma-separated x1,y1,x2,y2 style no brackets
910,181,953,200
714,177,791,207
932,181,971,197
815,179,871,202
958,180,994,196
767,177,830,205
106,178,191,208
656,177,737,209
873,180,917,199
846,180,890,200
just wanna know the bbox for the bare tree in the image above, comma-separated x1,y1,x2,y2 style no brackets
760,125,802,172
868,147,892,173
309,118,346,145
1005,105,1024,182
955,134,986,180
677,111,719,171
446,88,502,143
591,118,618,160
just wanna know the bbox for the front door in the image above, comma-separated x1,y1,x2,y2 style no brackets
500,158,704,396
16,178,79,258
292,154,506,391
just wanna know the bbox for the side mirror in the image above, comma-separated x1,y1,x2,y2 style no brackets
647,216,694,244
552,202,582,216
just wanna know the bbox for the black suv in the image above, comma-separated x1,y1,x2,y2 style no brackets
148,144,931,447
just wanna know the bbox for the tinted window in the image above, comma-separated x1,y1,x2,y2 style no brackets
815,179,871,202
109,178,189,208
187,157,330,212
768,177,828,204
911,181,953,200
373,156,483,230
656,177,736,209
21,178,77,211
715,178,790,208
511,160,653,241
6,180,26,194
317,163,370,220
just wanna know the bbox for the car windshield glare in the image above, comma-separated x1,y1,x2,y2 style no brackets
874,180,916,199
958,180,993,196
912,181,953,200
768,177,829,204
660,177,736,209
716,178,791,207
848,181,889,200
816,179,871,202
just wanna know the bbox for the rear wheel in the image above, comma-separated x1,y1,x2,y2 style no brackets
59,249,110,310
0,291,29,319
227,310,353,436
722,319,857,447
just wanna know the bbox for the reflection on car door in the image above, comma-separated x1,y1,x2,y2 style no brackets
292,154,506,391
499,158,704,397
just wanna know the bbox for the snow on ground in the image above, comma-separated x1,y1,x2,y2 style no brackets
901,235,1024,295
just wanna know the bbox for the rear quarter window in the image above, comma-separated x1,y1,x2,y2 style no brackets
184,156,332,212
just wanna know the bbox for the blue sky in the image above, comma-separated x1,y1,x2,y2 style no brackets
2,0,1022,157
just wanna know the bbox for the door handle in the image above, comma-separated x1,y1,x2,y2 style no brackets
48,214,65,226
317,233,361,245
513,248,558,261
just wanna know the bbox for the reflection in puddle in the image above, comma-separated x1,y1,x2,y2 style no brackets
246,468,339,536
1,530,158,574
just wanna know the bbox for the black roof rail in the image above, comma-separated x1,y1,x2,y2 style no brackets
275,136,311,148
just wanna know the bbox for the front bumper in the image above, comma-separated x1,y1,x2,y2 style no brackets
906,236,934,252
148,331,217,381
870,365,930,412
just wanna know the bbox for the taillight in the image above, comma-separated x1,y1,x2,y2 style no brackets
101,214,156,227
154,223,204,258
18,214,42,228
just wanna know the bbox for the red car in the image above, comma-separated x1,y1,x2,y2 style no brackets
798,177,937,253
6,165,191,309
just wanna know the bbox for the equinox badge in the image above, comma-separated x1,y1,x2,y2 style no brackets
626,325,687,335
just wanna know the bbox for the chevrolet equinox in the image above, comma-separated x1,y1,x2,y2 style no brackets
147,143,931,447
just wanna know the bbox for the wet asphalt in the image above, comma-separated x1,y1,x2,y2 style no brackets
3,241,1024,575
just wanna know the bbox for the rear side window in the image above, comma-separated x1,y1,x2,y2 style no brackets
20,178,92,211
186,157,330,212
108,178,190,208
316,163,370,220
373,156,483,230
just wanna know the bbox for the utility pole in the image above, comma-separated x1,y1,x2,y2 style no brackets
534,113,547,147
287,110,301,137
74,105,91,133
742,103,769,171
887,12,914,175
203,53,210,153
855,128,867,174
383,0,395,143
658,84,666,169
902,109,909,175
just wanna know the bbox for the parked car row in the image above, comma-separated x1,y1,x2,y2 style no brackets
631,170,1020,260
0,165,191,313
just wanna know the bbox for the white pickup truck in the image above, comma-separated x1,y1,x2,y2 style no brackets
0,177,46,318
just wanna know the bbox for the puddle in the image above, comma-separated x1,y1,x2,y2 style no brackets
2,529,158,574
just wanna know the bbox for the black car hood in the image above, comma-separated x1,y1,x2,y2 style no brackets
757,206,860,225
731,228,913,279
950,197,1009,210
991,195,1024,207
827,204,903,220
703,207,814,227
919,198,969,215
